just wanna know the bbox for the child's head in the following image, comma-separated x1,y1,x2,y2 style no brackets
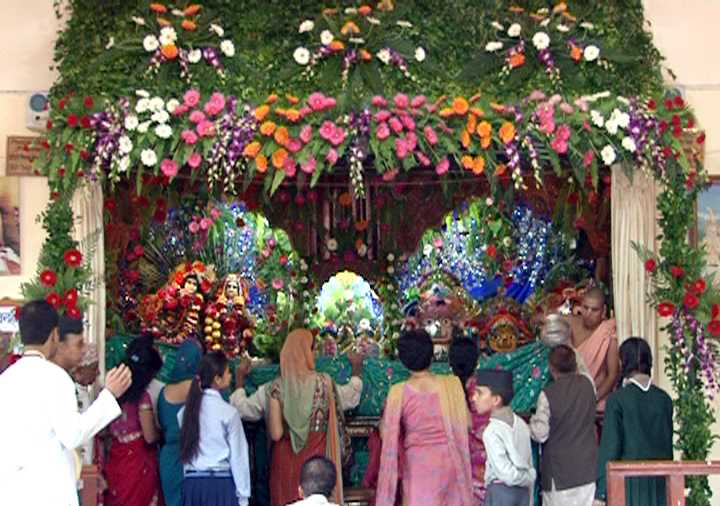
548,344,577,380
448,336,479,389
471,369,514,414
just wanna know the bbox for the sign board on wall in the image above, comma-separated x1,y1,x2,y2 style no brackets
5,136,43,177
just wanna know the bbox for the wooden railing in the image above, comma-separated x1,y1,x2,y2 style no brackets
79,465,100,506
607,460,720,506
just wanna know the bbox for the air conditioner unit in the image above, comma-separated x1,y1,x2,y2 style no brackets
26,91,49,133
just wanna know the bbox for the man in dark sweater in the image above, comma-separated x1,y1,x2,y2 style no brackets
530,344,597,506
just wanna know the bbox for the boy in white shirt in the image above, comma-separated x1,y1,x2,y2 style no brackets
472,369,536,506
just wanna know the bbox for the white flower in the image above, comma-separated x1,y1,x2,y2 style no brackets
159,27,177,45
396,20,413,28
613,109,630,129
293,47,310,65
358,244,368,257
491,21,504,31
118,135,133,154
209,24,224,37
503,237,513,248
601,145,616,166
132,16,145,26
155,124,172,139
143,35,159,52
326,238,338,252
124,114,139,131
387,266,395,274
366,16,381,25
584,45,600,62
540,18,550,27
118,156,130,173
414,47,426,62
151,110,170,124
300,260,308,271
166,99,180,113
349,37,366,44
605,120,619,135
532,32,550,51
105,37,115,50
486,197,494,206
556,24,570,32
622,137,636,152
149,97,165,112
300,276,309,284
320,30,334,45
187,49,202,63
220,40,235,57
135,89,150,98
299,19,315,33
580,22,594,30
359,318,371,331
141,149,157,166
135,98,151,113
538,7,549,15
137,121,150,134
485,41,503,52
507,23,522,37
345,7,357,14
590,110,604,128
376,48,391,65
423,244,433,257
387,253,395,262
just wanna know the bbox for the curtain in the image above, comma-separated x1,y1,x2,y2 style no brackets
611,164,659,367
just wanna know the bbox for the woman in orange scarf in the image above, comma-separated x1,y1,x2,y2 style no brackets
267,329,344,506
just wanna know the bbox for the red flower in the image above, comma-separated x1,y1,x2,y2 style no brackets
80,149,91,161
644,259,656,273
487,245,497,258
126,270,141,283
40,269,58,287
80,116,91,129
200,279,212,293
46,120,53,130
83,96,94,109
67,114,78,127
671,115,681,127
63,249,83,268
133,245,145,257
175,272,185,285
687,118,694,129
647,99,657,110
156,198,167,210
104,199,116,212
659,120,668,133
64,143,74,153
566,192,579,205
683,293,700,310
713,304,720,320
657,302,675,317
66,306,82,319
15,305,21,320
709,320,720,337
670,266,685,278
46,292,61,308
697,133,706,145
664,99,673,110
153,208,167,222
58,99,66,110
690,279,707,294
672,126,682,138
63,288,79,307
674,95,685,108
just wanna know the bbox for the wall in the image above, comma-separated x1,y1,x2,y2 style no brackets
0,1,58,299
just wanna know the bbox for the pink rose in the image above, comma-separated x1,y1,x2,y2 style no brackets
160,159,178,177
299,106,312,117
559,102,574,114
189,110,206,124
181,129,198,145
283,157,297,177
416,152,431,167
435,157,450,175
183,89,201,108
319,120,335,141
550,137,568,154
574,98,589,112
394,93,409,109
395,138,408,159
326,148,339,164
371,95,388,107
301,156,317,174
556,124,571,141
200,217,212,230
583,150,594,168
173,104,189,116
210,207,221,220
425,103,438,113
268,238,277,248
308,92,326,112
204,92,226,116
261,248,271,258
528,90,546,101
382,169,398,181
400,114,416,131
411,95,426,108
549,94,562,105
376,122,390,140
329,127,346,146
287,138,303,153
423,125,438,145
188,152,202,169
405,132,418,151
374,110,391,122
188,221,200,233
323,97,337,109
271,278,284,290
299,125,313,144
389,116,403,134
197,120,215,137
540,119,555,135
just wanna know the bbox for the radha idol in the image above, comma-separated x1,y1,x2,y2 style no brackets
204,273,254,357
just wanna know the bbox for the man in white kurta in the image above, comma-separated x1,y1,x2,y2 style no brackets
0,300,130,506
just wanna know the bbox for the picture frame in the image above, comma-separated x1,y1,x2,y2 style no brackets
695,176,720,277
0,176,21,275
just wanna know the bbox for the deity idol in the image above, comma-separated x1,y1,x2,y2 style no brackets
474,296,536,354
204,273,254,357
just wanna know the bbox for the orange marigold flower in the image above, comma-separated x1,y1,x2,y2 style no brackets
181,19,197,31
243,141,262,159
481,136,492,149
285,109,301,123
275,108,287,117
435,95,448,106
255,105,270,121
323,8,338,15
472,157,485,175
338,192,353,207
461,155,474,171
476,121,492,139
469,93,482,103
161,44,178,59
509,52,525,68
260,121,277,136
256,154,268,173
509,5,524,13
499,122,516,144
529,13,545,22
466,114,477,134
157,17,172,27
184,4,202,16
286,94,300,105
271,148,288,169
562,11,577,22
274,126,290,146
266,94,279,104
495,163,507,176
329,40,345,51
471,107,485,117
490,102,506,112
358,5,372,15
150,2,167,13
452,97,469,115
439,107,454,118
461,129,472,148
553,2,568,13
341,21,361,34
359,49,372,61
570,45,582,62
355,220,369,231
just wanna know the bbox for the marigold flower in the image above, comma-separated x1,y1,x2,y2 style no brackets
499,122,516,144
272,148,288,169
243,141,262,158
570,45,583,62
184,4,201,15
509,52,525,68
323,8,338,15
255,104,270,121
494,163,507,176
285,109,301,123
359,49,372,61
338,192,353,207
256,154,268,173
260,121,276,136
509,6,524,13
452,97,469,115
266,94,279,104
274,126,290,146
461,129,471,148
470,107,485,117
157,17,172,27
476,121,492,139
553,2,568,13
439,107,454,118
286,94,300,104
150,2,167,13
355,220,369,231
161,44,178,59
329,40,345,51
466,114,477,134
181,20,197,31
481,136,492,149
341,21,361,34
473,157,486,175
562,12,576,22
461,155,474,170
358,5,372,15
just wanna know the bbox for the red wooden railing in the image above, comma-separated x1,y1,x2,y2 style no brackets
79,465,100,506
607,460,720,506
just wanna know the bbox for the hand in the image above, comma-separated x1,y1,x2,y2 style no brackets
347,351,365,377
235,357,251,387
105,364,132,399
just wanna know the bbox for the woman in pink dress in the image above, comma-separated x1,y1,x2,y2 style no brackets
104,336,164,506
376,330,473,506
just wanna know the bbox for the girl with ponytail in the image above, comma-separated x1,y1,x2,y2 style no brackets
179,351,251,506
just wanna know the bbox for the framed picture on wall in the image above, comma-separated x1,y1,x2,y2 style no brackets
5,136,44,177
0,177,21,275
696,176,720,276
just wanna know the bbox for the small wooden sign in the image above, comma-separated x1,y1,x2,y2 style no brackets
5,136,43,176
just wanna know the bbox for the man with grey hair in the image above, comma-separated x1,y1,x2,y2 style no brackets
541,314,594,392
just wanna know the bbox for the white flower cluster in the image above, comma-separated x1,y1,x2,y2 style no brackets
485,41,503,52
532,31,550,51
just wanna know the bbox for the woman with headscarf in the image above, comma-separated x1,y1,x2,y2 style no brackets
376,329,473,506
267,329,345,506
104,335,164,506
157,339,203,506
